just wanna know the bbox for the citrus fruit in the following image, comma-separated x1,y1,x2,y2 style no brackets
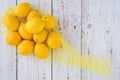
27,10,42,21
47,31,61,49
6,32,21,46
42,14,56,30
33,29,47,43
18,23,32,40
14,2,30,18
34,43,50,59
25,17,45,34
3,13,19,31
17,40,34,56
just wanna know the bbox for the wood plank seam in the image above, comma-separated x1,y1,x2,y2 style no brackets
16,1,18,80
51,0,53,80
81,0,83,79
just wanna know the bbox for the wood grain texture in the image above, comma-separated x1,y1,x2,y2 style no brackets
81,0,119,80
111,0,120,80
0,0,120,80
16,0,51,80
0,0,17,80
52,0,81,80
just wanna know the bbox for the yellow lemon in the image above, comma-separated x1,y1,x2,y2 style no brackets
47,32,61,49
6,32,21,46
3,13,19,31
42,14,56,30
34,43,50,59
18,23,32,40
25,17,45,34
17,40,34,56
14,2,30,18
33,29,47,43
27,10,42,21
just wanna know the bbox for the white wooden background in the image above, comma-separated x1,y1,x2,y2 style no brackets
0,0,120,80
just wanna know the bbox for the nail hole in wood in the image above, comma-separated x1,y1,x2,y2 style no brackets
87,24,92,29
74,26,76,29
106,30,109,33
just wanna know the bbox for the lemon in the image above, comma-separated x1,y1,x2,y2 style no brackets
47,32,61,49
42,14,56,30
33,29,47,43
17,40,34,56
14,2,30,18
3,13,19,31
18,23,32,40
27,10,42,21
6,32,21,46
25,17,45,34
34,43,50,59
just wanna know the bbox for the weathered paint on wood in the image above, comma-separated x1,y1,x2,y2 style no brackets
17,0,51,80
0,0,120,80
0,0,17,80
52,0,82,80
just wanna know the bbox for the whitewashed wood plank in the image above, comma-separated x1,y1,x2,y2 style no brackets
81,0,118,80
52,0,82,80
17,0,51,80
111,0,120,80
0,0,17,80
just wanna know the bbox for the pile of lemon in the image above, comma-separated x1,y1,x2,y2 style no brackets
3,2,61,59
